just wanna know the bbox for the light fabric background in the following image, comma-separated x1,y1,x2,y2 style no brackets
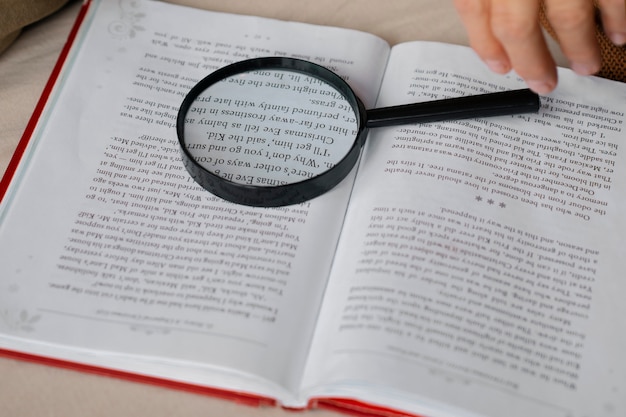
0,1,566,416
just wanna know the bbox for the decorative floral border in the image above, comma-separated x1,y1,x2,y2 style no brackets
0,309,41,332
108,0,146,39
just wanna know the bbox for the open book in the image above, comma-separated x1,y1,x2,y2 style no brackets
1,1,625,416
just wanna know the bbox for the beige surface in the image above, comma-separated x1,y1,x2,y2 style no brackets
0,0,70,54
0,1,563,416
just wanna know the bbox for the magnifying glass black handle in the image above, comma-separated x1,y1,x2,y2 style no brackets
365,88,541,128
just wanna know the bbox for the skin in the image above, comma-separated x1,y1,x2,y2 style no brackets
454,0,626,94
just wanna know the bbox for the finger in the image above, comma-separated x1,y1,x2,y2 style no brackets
454,0,512,73
597,0,626,45
490,0,557,94
545,0,601,76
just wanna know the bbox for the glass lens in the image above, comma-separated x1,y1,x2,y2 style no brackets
182,69,359,187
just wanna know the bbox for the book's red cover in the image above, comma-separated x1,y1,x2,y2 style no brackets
0,3,421,417
315,398,419,417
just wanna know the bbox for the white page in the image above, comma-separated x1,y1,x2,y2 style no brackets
302,42,626,417
0,0,389,401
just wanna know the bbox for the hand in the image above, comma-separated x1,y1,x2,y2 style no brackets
454,0,626,94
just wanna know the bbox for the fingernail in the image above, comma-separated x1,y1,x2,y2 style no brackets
571,62,600,76
526,80,555,95
485,59,509,74
608,32,626,46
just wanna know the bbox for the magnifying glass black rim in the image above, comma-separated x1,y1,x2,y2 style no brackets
177,57,368,207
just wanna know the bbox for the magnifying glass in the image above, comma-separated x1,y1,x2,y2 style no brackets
177,57,540,207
